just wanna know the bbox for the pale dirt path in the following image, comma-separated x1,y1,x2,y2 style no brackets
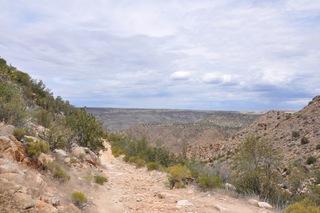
92,144,276,213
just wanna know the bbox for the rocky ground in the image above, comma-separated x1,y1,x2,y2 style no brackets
0,122,277,213
89,144,277,213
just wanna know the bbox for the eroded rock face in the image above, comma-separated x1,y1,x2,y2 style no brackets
0,136,27,162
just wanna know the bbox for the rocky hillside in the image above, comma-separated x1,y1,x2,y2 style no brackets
0,123,106,213
189,96,319,168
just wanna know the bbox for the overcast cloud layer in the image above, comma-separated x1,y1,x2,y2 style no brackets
1,0,320,110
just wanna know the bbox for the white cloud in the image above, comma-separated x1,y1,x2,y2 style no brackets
170,71,190,80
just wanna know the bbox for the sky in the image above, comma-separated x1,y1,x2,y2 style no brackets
1,0,320,110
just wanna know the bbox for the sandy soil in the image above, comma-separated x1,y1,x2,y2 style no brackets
90,144,276,213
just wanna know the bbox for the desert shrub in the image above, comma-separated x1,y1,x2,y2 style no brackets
47,162,70,181
306,156,317,165
301,137,309,145
13,128,25,141
316,144,320,150
285,199,320,213
66,108,105,153
127,156,145,168
167,165,191,188
147,162,161,171
0,82,27,125
231,135,283,203
111,146,125,157
35,109,52,128
42,114,74,150
71,191,87,208
53,167,70,181
24,137,34,143
292,131,300,139
197,175,223,191
27,141,49,157
94,175,108,185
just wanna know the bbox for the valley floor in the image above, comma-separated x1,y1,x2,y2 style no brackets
89,144,277,213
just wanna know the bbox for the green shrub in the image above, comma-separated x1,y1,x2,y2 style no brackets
71,191,87,208
197,175,223,191
13,128,25,141
301,137,309,145
306,156,317,165
23,137,34,143
47,162,70,181
94,175,108,185
147,162,161,171
53,167,70,181
167,165,191,188
134,158,146,168
27,140,50,157
127,156,146,168
285,199,320,213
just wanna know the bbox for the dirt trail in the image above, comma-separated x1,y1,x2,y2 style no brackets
92,144,275,213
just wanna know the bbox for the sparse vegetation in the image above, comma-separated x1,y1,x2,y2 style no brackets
306,156,317,165
301,137,309,145
197,175,223,191
94,175,108,185
71,191,87,208
27,141,50,157
231,135,283,204
292,131,300,139
13,128,25,141
167,165,191,188
147,162,161,171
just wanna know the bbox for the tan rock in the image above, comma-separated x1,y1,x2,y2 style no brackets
14,192,35,210
258,201,273,209
248,199,259,206
36,200,58,213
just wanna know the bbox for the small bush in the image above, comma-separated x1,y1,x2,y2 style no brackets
292,131,300,139
47,162,70,181
94,175,108,185
127,156,146,168
301,137,309,145
53,167,71,181
13,128,25,141
167,165,191,188
27,141,49,157
306,156,317,165
316,144,320,150
197,175,223,191
71,191,87,208
285,199,320,213
24,137,34,143
147,162,161,171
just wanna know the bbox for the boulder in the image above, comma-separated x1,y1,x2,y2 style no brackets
258,202,273,209
71,146,86,157
248,199,259,206
14,192,35,210
214,205,230,212
225,183,236,191
176,200,193,208
36,200,58,213
54,149,68,158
